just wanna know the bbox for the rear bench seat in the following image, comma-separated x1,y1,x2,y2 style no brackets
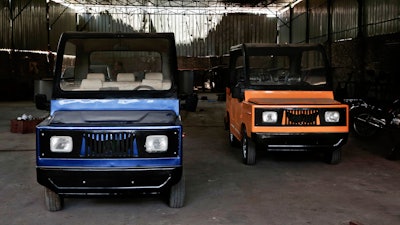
80,79,103,90
79,72,170,90
142,72,171,90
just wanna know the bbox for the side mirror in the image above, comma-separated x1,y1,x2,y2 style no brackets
231,85,244,101
35,94,50,111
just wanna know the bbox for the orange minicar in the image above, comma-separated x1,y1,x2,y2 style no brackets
225,43,349,165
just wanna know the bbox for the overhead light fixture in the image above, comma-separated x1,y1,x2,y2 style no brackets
277,0,303,14
291,0,303,8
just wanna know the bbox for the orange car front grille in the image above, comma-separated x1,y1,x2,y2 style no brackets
283,109,320,126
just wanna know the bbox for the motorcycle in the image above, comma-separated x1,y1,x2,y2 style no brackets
345,98,400,137
345,98,400,160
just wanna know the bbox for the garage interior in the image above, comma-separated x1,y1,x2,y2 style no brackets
1,0,400,224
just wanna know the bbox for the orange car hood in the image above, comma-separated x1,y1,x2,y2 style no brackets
248,98,340,105
245,90,341,105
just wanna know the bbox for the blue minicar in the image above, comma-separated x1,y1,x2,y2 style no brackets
35,32,185,211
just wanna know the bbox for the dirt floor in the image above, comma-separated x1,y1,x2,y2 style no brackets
0,94,399,225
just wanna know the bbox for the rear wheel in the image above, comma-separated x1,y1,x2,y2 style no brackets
226,114,240,147
229,128,240,147
44,187,63,211
241,128,256,165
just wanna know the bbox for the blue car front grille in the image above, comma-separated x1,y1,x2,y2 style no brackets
38,129,181,159
83,132,137,158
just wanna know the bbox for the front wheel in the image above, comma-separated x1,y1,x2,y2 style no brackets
351,109,379,138
386,145,400,161
168,173,185,208
44,187,63,211
241,128,256,165
325,149,341,165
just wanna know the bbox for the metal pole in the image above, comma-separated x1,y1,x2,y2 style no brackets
289,5,293,43
46,0,51,51
305,0,310,43
8,0,14,50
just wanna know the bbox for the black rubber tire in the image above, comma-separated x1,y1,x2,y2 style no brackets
351,109,379,138
386,146,400,161
224,114,229,131
241,128,256,165
226,114,240,147
229,130,240,147
44,187,63,211
325,149,341,165
184,93,198,112
168,173,185,208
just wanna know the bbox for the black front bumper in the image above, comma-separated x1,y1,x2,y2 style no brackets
253,133,348,151
37,167,182,195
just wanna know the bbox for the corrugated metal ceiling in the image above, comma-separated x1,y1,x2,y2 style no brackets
51,0,299,15
53,0,294,7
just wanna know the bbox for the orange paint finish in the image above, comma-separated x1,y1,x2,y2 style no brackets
226,89,349,140
244,90,335,101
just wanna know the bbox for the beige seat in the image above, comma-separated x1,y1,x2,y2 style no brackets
162,80,172,90
117,73,135,82
140,72,163,89
87,73,105,82
144,72,163,80
141,79,163,89
80,79,102,90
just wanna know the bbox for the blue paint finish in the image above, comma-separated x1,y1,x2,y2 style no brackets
80,138,86,156
133,138,139,157
37,99,183,169
37,157,181,168
36,129,42,165
50,99,180,115
36,125,183,168
38,125,181,131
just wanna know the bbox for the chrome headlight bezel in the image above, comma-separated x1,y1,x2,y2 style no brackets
262,111,278,123
145,135,168,153
324,111,340,123
50,136,73,153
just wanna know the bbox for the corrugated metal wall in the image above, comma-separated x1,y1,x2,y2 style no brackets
77,12,277,56
48,2,77,51
278,0,400,44
1,1,277,56
0,0,76,51
366,0,400,36
331,0,358,41
278,0,330,44
0,1,11,49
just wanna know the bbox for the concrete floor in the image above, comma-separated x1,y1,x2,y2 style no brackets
1,94,400,225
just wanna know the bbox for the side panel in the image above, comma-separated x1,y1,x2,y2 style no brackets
226,88,243,140
241,101,254,138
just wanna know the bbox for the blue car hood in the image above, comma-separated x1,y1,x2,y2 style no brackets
49,99,180,125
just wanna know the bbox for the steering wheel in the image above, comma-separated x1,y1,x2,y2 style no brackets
133,85,155,90
277,71,290,83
